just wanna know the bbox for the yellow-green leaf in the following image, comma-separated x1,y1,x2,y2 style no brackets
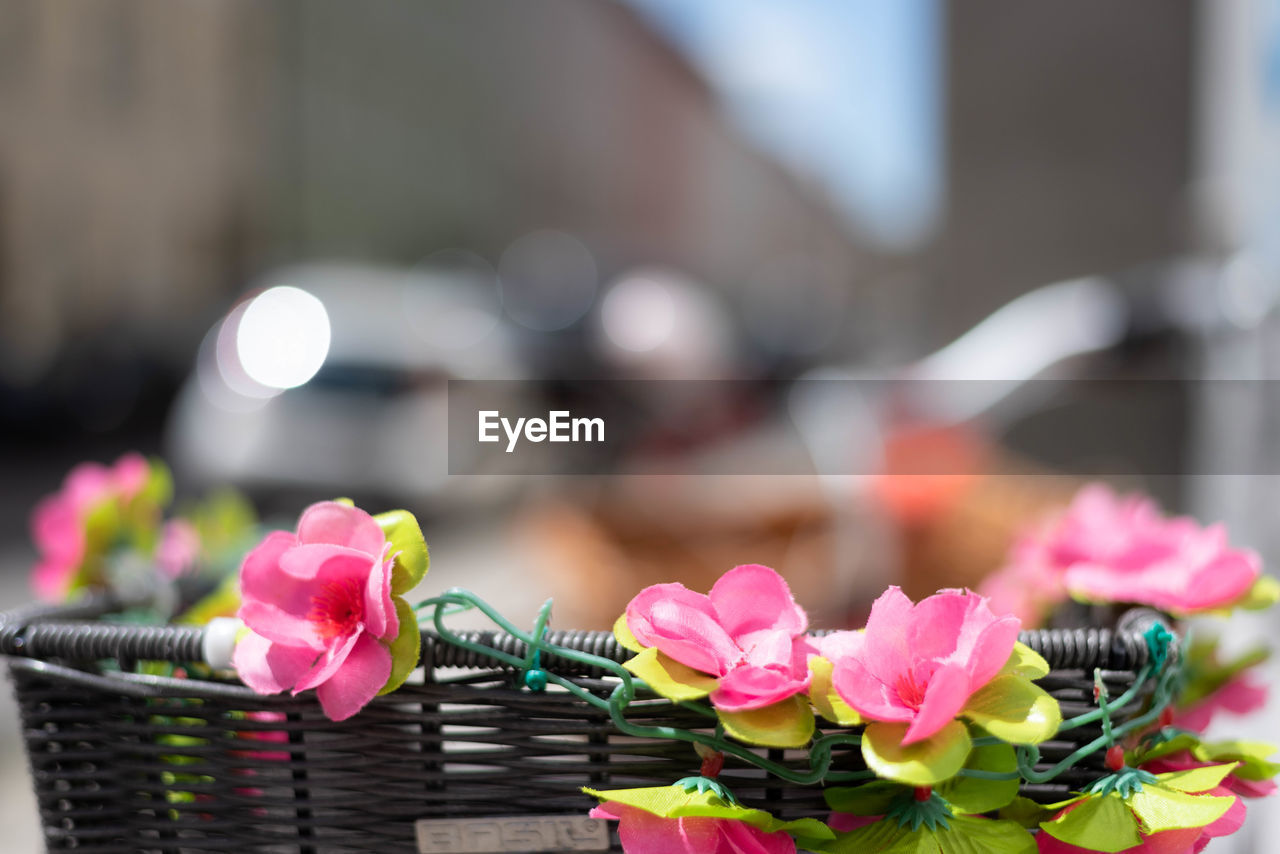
998,642,1050,679
582,784,831,841
1193,740,1280,781
718,695,815,748
1039,794,1141,852
962,675,1060,744
939,815,1036,854
823,816,923,854
175,574,241,625
938,741,1020,814
141,457,174,509
861,720,972,786
379,597,421,695
623,647,717,702
809,656,862,726
1235,575,1280,611
375,510,429,594
1154,762,1239,794
1128,785,1234,834
613,613,644,653
998,796,1054,828
824,781,904,816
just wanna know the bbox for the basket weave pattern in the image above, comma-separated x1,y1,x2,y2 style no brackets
3,604,1159,853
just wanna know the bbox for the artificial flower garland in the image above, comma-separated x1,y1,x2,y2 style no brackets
25,456,1280,853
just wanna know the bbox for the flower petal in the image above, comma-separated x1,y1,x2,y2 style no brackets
363,546,396,640
708,564,807,641
296,500,386,556
858,587,916,686
626,583,738,676
312,632,392,721
719,817,798,854
292,629,363,694
238,531,327,650
232,631,317,694
903,662,971,745
711,664,810,712
831,654,915,724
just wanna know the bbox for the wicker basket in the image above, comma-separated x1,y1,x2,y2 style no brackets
1,598,1167,853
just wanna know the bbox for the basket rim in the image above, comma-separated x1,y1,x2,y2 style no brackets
0,593,1166,677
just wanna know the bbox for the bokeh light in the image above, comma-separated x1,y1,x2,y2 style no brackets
235,286,332,390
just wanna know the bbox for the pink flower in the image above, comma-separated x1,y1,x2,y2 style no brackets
589,802,795,854
156,519,201,579
232,501,402,721
829,587,1020,745
1173,673,1268,734
624,564,811,712
30,452,151,600
984,484,1263,619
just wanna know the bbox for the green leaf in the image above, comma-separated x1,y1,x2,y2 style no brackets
1039,794,1141,853
998,643,1050,680
379,597,421,695
1193,740,1280,781
962,676,1060,744
582,784,821,837
623,647,717,702
997,797,1054,829
1130,732,1201,764
824,817,925,854
825,815,1034,854
374,510,429,595
141,458,174,508
718,695,815,748
175,574,241,625
1178,635,1269,707
938,742,1019,814
613,613,645,653
776,817,836,848
824,781,905,816
1235,575,1280,611
862,720,972,786
1153,762,1239,794
938,815,1036,854
1128,785,1234,833
810,656,862,726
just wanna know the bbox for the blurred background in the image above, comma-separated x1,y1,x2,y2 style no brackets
4,0,1280,849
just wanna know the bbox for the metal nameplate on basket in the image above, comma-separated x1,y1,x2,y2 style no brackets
415,815,610,853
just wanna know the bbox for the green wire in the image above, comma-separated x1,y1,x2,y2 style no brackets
416,588,1184,792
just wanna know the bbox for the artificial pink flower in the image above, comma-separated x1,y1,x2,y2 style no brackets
588,801,796,854
983,484,1262,620
1143,753,1278,800
829,586,1020,745
1173,673,1269,734
30,452,152,600
156,519,201,579
1036,790,1245,854
624,564,812,712
232,501,401,721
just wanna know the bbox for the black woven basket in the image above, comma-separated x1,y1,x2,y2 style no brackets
1,598,1167,853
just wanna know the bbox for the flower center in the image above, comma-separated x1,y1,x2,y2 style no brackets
308,577,364,640
895,672,928,710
